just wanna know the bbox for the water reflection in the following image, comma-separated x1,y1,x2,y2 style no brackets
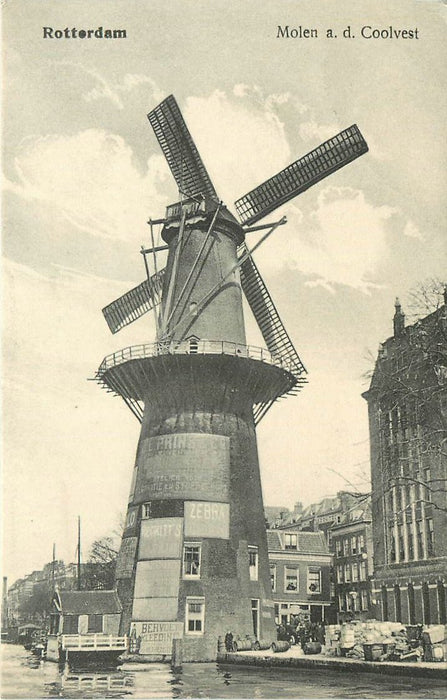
45,669,134,698
2,644,447,699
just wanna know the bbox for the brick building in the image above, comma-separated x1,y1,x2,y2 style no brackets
332,496,374,621
272,492,369,553
363,295,447,625
267,530,333,624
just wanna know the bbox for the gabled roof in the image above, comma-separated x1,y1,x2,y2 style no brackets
55,590,122,615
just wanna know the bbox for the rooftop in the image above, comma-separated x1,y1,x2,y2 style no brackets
267,529,329,555
55,590,122,615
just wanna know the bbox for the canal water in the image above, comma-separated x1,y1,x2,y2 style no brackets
1,645,445,699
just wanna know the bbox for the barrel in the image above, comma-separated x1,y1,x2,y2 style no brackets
304,641,322,655
272,640,290,653
252,640,271,651
232,639,252,652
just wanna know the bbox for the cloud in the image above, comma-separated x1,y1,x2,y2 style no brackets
83,71,164,109
298,120,341,144
253,187,396,292
54,62,164,110
403,219,424,241
176,89,395,292
4,129,170,241
183,89,291,203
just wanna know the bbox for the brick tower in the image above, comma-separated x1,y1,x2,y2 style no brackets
96,95,368,660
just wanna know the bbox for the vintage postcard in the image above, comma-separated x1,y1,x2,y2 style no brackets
2,0,446,697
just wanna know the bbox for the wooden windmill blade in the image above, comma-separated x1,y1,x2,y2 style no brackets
238,243,306,378
147,95,219,202
102,268,165,334
235,124,368,226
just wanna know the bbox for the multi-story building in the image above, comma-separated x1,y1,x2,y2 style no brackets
267,529,333,624
6,577,35,626
332,496,374,621
363,295,447,625
6,559,113,628
272,492,369,553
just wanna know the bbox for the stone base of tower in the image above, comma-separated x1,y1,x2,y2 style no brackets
114,410,277,660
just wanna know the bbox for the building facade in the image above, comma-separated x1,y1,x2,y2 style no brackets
332,497,374,621
267,530,333,624
363,296,447,625
271,491,369,553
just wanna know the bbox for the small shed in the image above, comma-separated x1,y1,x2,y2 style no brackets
50,590,122,636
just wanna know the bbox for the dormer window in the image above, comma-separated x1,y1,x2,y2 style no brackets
187,335,200,354
284,533,297,550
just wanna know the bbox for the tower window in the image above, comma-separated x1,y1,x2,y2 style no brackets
183,544,201,578
248,546,258,581
142,503,151,519
188,337,199,354
185,597,205,635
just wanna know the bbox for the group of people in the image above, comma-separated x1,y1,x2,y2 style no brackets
276,618,325,649
223,618,326,652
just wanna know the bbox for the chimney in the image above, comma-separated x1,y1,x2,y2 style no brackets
393,297,405,337
294,501,303,515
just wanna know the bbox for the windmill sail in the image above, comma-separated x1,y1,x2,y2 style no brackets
148,95,219,202
235,124,368,226
239,244,306,378
102,268,165,334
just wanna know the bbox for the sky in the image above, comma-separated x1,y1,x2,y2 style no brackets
2,0,446,583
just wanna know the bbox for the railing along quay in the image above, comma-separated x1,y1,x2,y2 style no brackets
61,634,128,651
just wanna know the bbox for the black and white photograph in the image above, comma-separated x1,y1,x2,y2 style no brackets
2,0,446,697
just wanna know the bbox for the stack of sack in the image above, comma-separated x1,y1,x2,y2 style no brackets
422,625,447,662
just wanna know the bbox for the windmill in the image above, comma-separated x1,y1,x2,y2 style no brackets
96,95,368,660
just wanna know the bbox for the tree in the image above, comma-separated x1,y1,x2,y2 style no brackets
85,536,119,590
19,581,53,626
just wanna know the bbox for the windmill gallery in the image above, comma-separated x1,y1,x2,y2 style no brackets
93,95,368,662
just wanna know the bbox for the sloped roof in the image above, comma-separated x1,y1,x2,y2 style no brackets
297,531,328,554
267,530,282,550
267,530,329,555
56,590,122,615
